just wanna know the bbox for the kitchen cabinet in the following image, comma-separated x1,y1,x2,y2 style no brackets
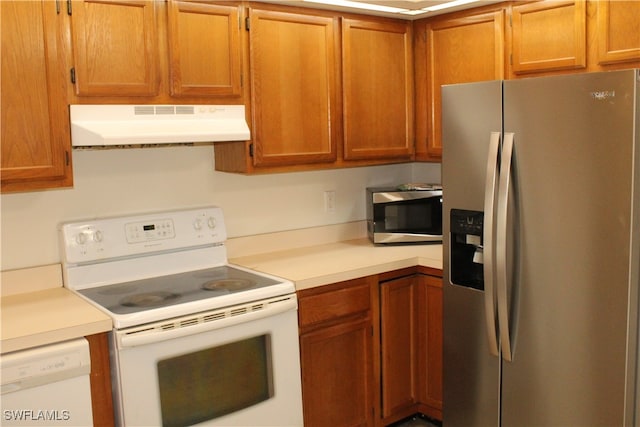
214,4,415,173
342,18,413,161
69,0,160,97
414,6,505,160
417,272,443,420
590,0,640,69
298,277,379,427
510,0,586,76
379,268,443,424
244,7,339,168
1,0,73,193
380,274,420,424
167,1,242,97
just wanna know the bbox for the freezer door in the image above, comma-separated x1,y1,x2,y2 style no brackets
500,70,639,426
442,80,503,427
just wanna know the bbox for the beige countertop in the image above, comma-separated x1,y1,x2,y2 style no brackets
1,265,112,354
231,238,443,290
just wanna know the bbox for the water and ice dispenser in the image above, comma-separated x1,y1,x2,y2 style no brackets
450,209,485,290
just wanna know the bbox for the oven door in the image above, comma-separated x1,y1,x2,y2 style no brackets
110,294,303,427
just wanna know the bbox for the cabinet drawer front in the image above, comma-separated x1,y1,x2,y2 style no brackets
298,279,371,328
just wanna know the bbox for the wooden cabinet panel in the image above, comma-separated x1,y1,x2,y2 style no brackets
300,317,375,427
248,8,339,167
419,9,505,159
299,279,371,328
167,1,242,97
511,0,586,74
418,274,443,417
595,0,640,65
86,333,115,427
298,277,377,427
1,0,73,192
342,18,413,161
70,0,160,96
380,276,419,422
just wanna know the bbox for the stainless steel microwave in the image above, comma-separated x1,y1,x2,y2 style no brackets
366,184,443,244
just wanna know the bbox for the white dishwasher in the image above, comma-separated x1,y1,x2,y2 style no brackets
1,338,93,426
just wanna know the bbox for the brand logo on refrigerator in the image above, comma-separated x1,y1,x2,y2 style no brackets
590,90,615,101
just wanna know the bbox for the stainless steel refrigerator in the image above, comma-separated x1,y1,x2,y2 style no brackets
442,69,640,426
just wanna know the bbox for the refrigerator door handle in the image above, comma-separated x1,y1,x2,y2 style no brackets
497,132,515,362
482,131,501,357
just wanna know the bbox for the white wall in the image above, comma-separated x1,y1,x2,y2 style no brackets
0,145,440,271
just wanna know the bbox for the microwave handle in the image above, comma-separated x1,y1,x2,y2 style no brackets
372,190,441,204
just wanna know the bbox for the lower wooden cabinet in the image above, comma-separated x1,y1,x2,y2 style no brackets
298,268,443,427
85,332,115,427
298,277,379,427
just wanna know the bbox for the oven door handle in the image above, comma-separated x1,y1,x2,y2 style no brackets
116,295,297,349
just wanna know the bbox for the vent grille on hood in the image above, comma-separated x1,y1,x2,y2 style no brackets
70,104,250,147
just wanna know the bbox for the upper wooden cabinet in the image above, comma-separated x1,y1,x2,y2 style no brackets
342,18,413,161
247,8,339,167
167,1,242,97
511,0,586,75
415,7,505,160
593,0,640,66
1,1,73,193
69,0,160,97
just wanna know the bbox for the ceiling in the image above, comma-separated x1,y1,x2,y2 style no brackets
255,0,501,19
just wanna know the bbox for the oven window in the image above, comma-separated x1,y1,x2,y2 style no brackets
157,334,273,427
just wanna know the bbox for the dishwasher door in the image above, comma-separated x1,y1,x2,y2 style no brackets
1,338,93,426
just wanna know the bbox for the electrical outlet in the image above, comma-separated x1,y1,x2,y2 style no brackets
324,190,336,213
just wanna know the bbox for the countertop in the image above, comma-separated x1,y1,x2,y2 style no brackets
230,238,443,290
1,229,442,354
1,265,112,354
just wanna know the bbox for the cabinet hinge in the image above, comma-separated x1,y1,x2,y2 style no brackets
67,0,72,15
509,53,513,66
245,16,250,31
65,150,70,166
249,143,254,157
70,67,76,84
55,0,60,14
509,15,512,27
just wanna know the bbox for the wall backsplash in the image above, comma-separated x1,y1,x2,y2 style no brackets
0,145,440,271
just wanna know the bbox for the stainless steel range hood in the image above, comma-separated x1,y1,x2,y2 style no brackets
70,104,250,147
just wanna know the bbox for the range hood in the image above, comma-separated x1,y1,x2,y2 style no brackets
70,104,250,147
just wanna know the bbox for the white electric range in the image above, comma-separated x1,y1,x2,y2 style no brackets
59,206,303,427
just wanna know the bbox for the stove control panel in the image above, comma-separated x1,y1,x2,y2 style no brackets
59,206,226,264
125,218,176,243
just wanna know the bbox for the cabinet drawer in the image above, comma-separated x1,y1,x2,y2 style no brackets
298,278,372,329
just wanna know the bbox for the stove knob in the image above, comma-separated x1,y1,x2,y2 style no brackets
193,219,203,230
76,233,88,245
207,217,217,229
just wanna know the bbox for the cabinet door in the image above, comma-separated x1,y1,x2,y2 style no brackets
167,1,242,97
248,8,339,167
380,275,419,422
300,317,375,427
420,9,505,159
418,274,443,419
70,0,160,96
342,18,413,161
511,0,586,75
1,1,73,192
595,0,640,65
